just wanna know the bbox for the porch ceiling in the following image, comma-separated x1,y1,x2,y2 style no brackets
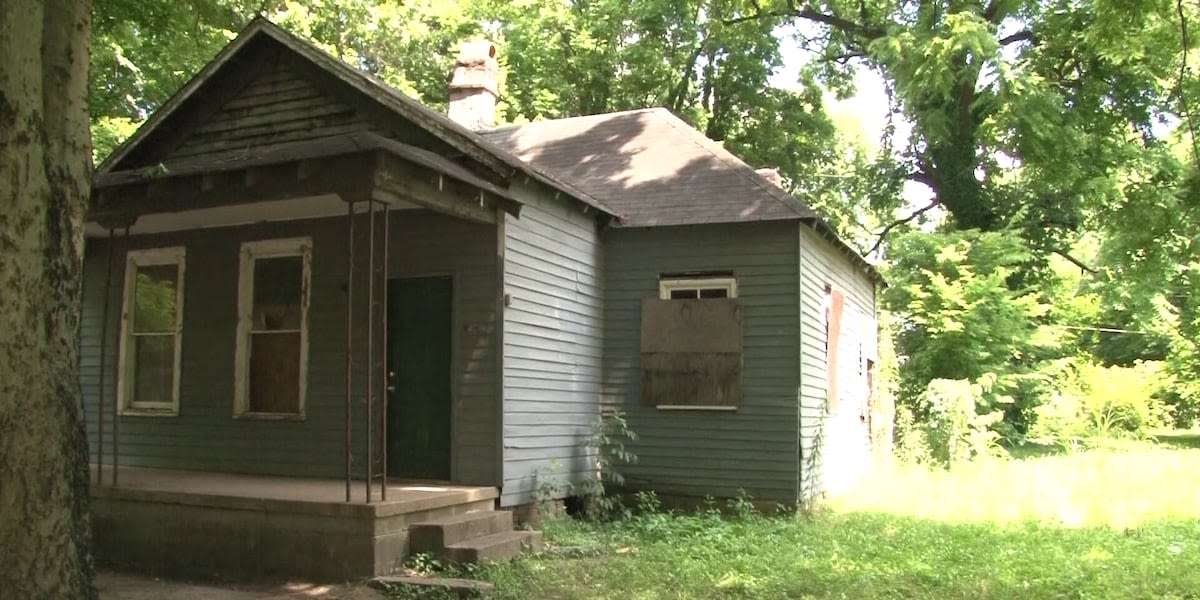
83,193,417,238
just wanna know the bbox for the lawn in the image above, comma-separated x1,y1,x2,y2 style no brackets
409,438,1200,599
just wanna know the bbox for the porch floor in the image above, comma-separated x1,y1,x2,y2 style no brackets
89,465,495,515
89,466,500,579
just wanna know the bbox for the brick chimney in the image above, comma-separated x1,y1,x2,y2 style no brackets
756,167,783,188
448,41,499,130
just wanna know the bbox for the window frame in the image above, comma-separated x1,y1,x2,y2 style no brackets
658,276,738,300
117,246,187,417
232,237,312,420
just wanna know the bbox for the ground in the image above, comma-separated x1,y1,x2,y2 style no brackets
99,433,1200,600
96,571,384,600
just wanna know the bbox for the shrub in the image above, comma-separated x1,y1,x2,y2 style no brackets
1029,360,1170,443
917,377,1004,466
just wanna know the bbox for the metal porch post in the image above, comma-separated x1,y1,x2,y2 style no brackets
345,200,355,503
113,227,129,486
96,228,115,485
381,205,390,500
365,201,376,503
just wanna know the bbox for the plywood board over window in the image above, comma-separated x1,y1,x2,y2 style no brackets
118,247,187,416
825,288,845,413
233,237,311,419
641,296,743,410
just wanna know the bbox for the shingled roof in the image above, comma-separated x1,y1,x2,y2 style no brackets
482,108,820,228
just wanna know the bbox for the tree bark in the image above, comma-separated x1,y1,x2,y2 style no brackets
0,0,96,598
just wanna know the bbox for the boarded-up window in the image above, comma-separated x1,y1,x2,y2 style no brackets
118,247,186,415
234,238,311,418
825,288,844,412
641,296,743,409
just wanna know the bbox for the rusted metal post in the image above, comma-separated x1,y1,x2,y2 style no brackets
113,227,128,486
96,228,115,485
365,200,375,503
345,200,355,503
380,205,390,500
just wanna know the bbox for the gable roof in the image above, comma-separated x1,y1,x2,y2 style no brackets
96,18,878,281
482,108,819,228
96,17,618,218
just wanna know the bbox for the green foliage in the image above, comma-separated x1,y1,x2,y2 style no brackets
915,377,1004,466
576,410,639,520
884,228,1059,439
478,444,1200,599
1031,360,1172,444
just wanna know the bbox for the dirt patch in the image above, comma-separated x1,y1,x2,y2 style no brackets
97,570,386,600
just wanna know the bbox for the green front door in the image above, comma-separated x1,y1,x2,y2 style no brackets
386,276,453,480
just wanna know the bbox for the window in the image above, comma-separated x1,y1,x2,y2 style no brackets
658,276,738,300
233,238,311,418
118,247,186,416
642,275,743,410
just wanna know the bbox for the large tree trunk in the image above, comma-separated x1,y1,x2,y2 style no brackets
0,0,96,597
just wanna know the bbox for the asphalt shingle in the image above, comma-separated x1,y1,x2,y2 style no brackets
482,108,818,228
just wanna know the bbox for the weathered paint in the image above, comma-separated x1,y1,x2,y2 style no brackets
500,180,604,507
601,222,801,503
80,210,498,486
798,225,876,499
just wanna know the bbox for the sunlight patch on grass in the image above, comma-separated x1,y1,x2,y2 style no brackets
832,446,1200,528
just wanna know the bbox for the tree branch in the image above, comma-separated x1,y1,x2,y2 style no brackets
999,30,1034,46
983,0,1004,23
724,3,885,40
1178,0,1200,164
869,199,941,255
1054,249,1098,274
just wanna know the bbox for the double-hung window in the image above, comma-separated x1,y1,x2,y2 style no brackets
233,238,311,418
118,247,186,416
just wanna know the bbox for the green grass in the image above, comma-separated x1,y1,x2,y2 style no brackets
420,439,1200,599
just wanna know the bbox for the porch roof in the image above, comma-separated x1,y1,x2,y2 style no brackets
94,132,519,206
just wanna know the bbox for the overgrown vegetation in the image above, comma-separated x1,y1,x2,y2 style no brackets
391,439,1200,600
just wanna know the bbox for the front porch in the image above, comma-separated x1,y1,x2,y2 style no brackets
91,466,499,580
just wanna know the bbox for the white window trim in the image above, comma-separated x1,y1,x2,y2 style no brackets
117,246,186,417
233,237,312,420
658,277,738,300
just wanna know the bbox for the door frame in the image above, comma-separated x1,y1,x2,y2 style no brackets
386,271,458,482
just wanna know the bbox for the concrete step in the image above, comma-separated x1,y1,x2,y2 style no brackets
443,530,543,564
370,575,494,598
409,510,514,552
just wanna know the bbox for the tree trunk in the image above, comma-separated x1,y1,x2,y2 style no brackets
0,0,96,597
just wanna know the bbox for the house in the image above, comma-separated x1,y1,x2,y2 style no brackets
80,18,881,580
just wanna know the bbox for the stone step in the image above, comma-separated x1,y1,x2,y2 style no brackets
443,530,543,564
409,510,514,552
370,575,494,598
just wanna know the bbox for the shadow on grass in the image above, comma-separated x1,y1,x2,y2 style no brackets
1155,431,1200,449
1004,441,1067,460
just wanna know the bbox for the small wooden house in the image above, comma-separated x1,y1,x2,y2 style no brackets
80,18,881,580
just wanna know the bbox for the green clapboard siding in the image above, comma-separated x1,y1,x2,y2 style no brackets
500,181,604,507
79,210,498,486
601,221,801,504
798,226,876,499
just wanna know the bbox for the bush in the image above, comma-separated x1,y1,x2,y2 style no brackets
1029,360,1170,443
918,377,1004,466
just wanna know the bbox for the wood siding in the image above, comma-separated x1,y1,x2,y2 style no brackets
164,58,370,164
500,182,604,506
80,210,498,485
798,226,876,499
601,222,801,503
